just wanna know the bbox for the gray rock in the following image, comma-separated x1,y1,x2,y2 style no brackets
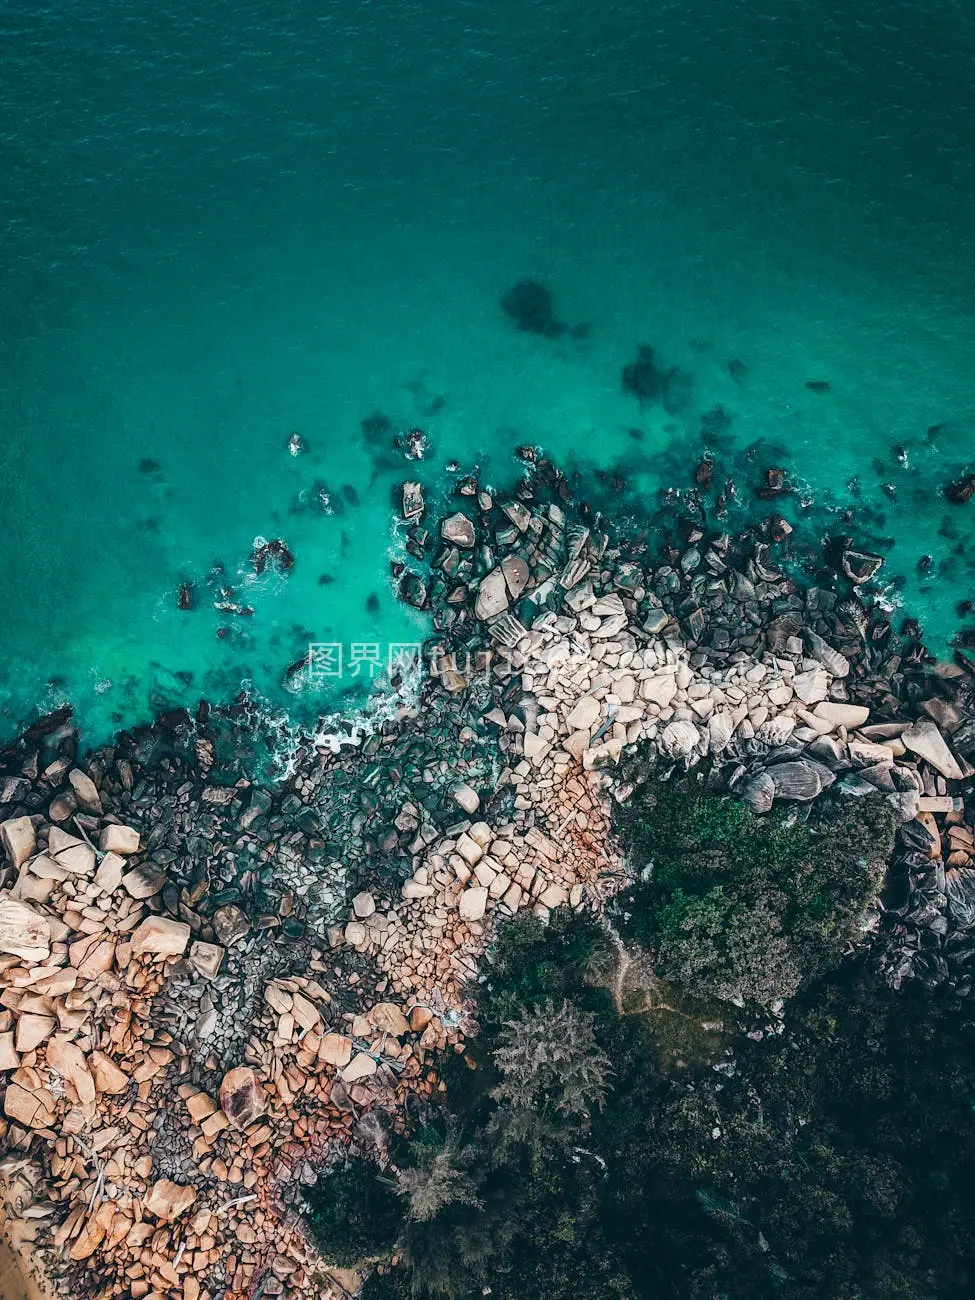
742,772,775,814
121,863,168,900
213,904,250,947
475,568,510,620
402,481,425,521
803,630,850,678
502,555,530,600
441,512,475,548
767,759,836,802
841,549,884,584
903,717,965,781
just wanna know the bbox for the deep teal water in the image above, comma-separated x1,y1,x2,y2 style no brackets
1,0,974,747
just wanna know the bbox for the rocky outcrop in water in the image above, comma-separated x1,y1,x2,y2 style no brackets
2,454,975,1300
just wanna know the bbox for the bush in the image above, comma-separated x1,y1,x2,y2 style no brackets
303,1156,404,1267
377,898,975,1300
611,769,896,1003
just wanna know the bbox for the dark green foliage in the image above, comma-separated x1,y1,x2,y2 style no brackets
303,1156,404,1267
612,770,897,1002
383,905,975,1300
361,1265,414,1300
307,776,968,1300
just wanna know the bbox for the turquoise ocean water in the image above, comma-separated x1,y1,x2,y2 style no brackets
1,0,974,748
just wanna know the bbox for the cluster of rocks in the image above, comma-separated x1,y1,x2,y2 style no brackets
0,786,454,1300
393,456,975,1000
4,452,975,1300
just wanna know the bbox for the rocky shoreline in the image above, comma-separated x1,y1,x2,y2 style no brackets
3,454,975,1300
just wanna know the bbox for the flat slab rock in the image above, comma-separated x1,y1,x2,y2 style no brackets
0,894,51,961
902,717,965,781
475,567,509,620
767,759,837,802
1,816,36,869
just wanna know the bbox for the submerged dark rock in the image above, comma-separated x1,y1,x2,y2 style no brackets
360,412,392,444
500,279,586,339
621,345,690,413
756,467,787,500
944,473,975,504
251,538,295,575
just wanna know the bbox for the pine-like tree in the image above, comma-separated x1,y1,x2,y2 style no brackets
394,1133,483,1222
491,998,612,1119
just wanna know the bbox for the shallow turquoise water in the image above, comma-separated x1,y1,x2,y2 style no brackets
2,1,974,746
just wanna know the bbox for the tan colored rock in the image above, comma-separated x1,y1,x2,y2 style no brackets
46,1040,96,1105
903,718,965,781
455,833,483,866
318,1033,353,1068
458,887,488,922
352,891,376,919
25,854,67,881
69,934,115,977
409,1006,434,1033
344,920,367,947
48,827,96,875
144,1178,198,1221
130,915,190,957
121,863,167,899
15,1013,56,1053
201,1109,229,1141
219,1065,266,1129
566,695,601,731
0,894,50,961
502,882,524,912
93,850,125,893
0,1031,20,1070
189,940,225,978
68,768,103,813
640,675,678,708
264,983,293,1015
88,1050,130,1095
340,1051,378,1082
812,701,870,730
369,1003,410,1036
451,783,480,814
402,879,435,900
290,991,321,1032
69,1201,117,1260
3,1081,56,1129
539,883,568,909
1,816,36,869
523,733,550,763
469,821,493,847
563,731,590,761
792,668,829,705
185,1091,217,1122
99,824,141,855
